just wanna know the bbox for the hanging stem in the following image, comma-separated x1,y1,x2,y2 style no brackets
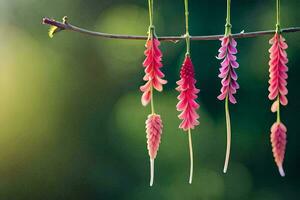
276,0,281,32
149,158,154,186
188,128,193,184
223,95,231,173
148,0,153,27
276,96,281,123
225,0,232,35
184,0,191,55
150,86,155,114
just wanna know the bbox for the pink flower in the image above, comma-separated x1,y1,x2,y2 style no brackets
176,55,200,131
140,38,167,106
268,33,288,112
217,36,239,104
146,114,163,160
270,122,287,177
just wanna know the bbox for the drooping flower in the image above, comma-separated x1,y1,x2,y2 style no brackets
217,36,240,104
216,35,240,173
268,33,288,112
145,113,163,186
268,33,289,177
270,122,287,177
176,55,200,131
140,37,167,106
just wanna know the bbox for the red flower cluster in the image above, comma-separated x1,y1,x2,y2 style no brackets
176,55,200,131
140,38,167,106
268,33,288,111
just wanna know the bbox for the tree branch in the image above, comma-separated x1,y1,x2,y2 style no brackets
42,17,300,42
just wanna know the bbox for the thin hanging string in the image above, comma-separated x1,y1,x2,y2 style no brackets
184,0,191,55
276,0,281,32
223,0,232,174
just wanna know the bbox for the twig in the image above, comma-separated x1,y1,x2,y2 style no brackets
42,17,300,42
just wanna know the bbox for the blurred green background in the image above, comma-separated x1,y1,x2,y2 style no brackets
0,0,299,199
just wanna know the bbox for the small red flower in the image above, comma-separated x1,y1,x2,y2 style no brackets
270,122,287,177
176,55,200,131
268,33,288,111
140,37,167,106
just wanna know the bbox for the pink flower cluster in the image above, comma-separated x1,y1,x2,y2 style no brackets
146,114,163,160
176,55,200,131
270,122,287,177
217,36,239,104
268,33,288,111
140,38,167,106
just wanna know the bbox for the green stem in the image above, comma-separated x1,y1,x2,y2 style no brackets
276,97,281,123
225,0,232,36
223,95,231,173
150,86,155,114
188,128,193,184
148,0,153,27
276,0,281,32
184,0,191,55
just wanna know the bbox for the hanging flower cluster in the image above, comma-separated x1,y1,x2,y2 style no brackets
146,114,163,160
140,0,167,186
137,0,291,185
176,55,200,131
217,36,239,104
270,122,287,176
44,0,294,186
216,34,239,173
140,37,167,106
268,32,289,176
268,33,288,109
176,54,200,184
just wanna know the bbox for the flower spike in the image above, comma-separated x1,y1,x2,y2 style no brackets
140,35,167,106
217,35,239,173
146,114,163,186
217,36,239,104
268,33,288,110
216,0,239,173
268,0,289,177
176,0,201,184
141,0,166,187
176,55,200,131
176,55,200,184
270,122,287,176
